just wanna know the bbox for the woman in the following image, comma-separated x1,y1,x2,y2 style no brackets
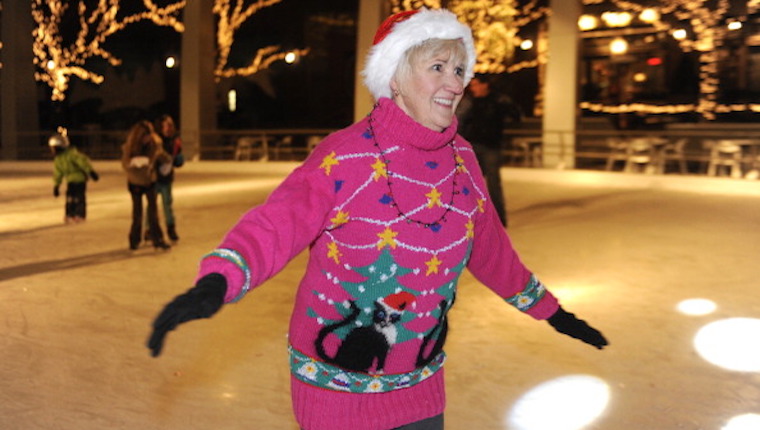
153,114,184,242
121,120,172,250
147,9,607,430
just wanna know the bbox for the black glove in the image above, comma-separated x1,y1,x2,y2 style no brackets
547,307,608,349
147,273,227,357
89,170,99,181
53,185,60,197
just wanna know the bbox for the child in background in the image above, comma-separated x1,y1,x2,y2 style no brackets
50,128,99,224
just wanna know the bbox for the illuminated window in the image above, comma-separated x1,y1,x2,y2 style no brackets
227,89,237,113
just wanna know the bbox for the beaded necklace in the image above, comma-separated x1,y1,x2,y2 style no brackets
367,107,462,229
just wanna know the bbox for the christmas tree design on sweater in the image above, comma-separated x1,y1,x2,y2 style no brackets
308,246,467,374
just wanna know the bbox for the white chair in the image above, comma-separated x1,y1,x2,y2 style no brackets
623,138,655,173
706,139,742,178
656,138,688,174
307,135,323,153
273,135,293,160
512,137,542,167
605,137,629,171
234,136,268,161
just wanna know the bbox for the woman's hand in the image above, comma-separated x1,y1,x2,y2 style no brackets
147,273,227,357
547,307,608,349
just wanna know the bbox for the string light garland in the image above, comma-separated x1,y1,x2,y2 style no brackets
580,0,733,120
581,101,760,115
32,0,185,101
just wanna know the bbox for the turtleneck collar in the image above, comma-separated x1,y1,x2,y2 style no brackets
368,98,458,151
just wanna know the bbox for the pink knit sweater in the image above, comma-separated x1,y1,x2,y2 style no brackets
198,98,559,430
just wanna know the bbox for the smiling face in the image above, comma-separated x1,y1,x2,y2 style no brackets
391,39,467,132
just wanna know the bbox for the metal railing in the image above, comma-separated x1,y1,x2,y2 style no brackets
5,125,760,177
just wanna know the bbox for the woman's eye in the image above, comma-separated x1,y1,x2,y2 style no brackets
455,66,465,77
431,63,443,72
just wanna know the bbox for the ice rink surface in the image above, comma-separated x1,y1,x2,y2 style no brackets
1,160,759,430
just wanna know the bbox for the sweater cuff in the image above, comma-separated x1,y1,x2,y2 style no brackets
505,274,560,320
197,248,250,303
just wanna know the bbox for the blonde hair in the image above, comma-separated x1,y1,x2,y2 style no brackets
393,39,467,92
123,120,161,157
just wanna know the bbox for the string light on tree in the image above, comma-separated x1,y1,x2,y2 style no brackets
390,0,547,76
32,0,185,101
390,0,441,13
447,0,518,74
213,0,309,80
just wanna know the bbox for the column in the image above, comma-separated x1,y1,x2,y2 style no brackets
180,0,216,161
353,0,390,122
542,0,581,169
1,1,40,160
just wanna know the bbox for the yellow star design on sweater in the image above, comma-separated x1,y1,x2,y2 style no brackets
327,241,342,264
466,218,475,239
455,154,467,172
426,187,442,208
320,151,339,175
477,198,486,213
330,210,349,227
372,157,387,181
425,255,442,276
376,226,398,249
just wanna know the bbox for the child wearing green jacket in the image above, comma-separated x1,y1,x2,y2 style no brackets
50,129,99,223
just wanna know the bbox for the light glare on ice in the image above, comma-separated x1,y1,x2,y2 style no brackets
508,375,609,430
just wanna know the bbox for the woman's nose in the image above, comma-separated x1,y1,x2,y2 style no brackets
445,73,464,94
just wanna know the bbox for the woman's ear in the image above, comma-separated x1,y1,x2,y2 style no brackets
390,78,401,98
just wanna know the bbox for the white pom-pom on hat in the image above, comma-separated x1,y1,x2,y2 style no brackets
362,8,476,101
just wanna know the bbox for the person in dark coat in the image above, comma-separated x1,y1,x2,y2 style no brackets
154,114,184,242
458,74,521,227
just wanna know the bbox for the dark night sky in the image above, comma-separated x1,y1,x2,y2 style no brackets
222,0,359,129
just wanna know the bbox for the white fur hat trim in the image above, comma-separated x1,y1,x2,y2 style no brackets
362,8,476,101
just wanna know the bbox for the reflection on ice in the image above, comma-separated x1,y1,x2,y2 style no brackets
723,414,760,430
508,375,609,430
676,298,717,316
694,318,760,372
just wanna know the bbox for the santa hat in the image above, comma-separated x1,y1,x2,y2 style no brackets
362,8,476,101
382,291,416,311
